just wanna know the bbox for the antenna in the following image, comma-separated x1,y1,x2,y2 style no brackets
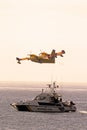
51,75,53,85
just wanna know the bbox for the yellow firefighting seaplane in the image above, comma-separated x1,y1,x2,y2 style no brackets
16,49,65,64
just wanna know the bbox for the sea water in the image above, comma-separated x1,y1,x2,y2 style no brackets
0,82,87,130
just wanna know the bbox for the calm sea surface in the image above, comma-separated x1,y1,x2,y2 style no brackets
0,82,87,130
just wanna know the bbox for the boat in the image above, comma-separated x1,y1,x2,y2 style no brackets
10,82,76,112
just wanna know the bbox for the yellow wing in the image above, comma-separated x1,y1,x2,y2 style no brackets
39,52,49,59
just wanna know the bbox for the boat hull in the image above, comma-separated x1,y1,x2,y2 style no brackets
11,104,76,112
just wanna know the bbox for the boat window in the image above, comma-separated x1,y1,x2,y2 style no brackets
40,96,46,100
35,96,46,100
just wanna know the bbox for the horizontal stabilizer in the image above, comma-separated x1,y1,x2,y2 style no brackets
16,57,21,64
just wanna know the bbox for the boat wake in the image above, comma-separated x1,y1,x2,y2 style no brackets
79,110,87,114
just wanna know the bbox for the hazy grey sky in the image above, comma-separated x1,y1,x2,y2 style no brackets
0,0,87,83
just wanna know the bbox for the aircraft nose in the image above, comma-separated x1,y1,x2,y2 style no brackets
62,50,65,54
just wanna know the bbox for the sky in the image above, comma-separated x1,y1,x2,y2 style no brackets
0,0,87,83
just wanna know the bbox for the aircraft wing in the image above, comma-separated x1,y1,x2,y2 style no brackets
39,52,49,59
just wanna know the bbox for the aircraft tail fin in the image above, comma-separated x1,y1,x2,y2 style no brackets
16,57,21,64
